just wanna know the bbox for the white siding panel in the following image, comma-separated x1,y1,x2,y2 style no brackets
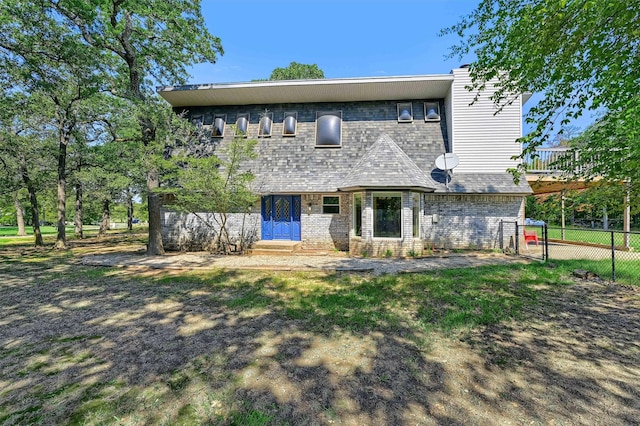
451,68,522,173
444,88,453,152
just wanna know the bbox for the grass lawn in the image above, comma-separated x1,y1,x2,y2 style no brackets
532,226,640,251
0,225,75,236
0,235,638,425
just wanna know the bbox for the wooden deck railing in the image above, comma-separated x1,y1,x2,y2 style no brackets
525,147,583,174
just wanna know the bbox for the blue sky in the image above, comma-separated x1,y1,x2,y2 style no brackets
189,0,475,84
188,0,595,133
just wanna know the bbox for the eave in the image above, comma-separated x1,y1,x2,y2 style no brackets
158,74,454,107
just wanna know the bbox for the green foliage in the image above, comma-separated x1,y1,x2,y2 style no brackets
444,1,640,186
166,127,258,253
269,61,325,80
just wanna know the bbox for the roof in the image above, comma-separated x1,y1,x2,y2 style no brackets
158,74,454,107
430,171,533,194
339,134,438,191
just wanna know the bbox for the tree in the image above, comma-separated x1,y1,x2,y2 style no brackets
1,1,223,254
269,62,325,80
166,126,258,253
443,1,639,186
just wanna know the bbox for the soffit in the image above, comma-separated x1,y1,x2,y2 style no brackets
158,75,454,107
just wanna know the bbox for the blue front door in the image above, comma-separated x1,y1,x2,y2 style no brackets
261,195,301,241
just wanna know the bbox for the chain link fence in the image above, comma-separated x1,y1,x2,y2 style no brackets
501,221,640,283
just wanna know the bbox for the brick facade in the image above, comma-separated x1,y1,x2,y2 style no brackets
161,99,528,256
423,194,525,250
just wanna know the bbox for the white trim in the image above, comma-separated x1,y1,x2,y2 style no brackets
322,195,340,214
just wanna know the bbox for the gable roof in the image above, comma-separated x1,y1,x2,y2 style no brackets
339,134,438,191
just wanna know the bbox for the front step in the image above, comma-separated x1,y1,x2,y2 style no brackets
248,240,301,256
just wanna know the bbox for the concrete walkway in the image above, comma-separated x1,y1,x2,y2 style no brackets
80,248,531,275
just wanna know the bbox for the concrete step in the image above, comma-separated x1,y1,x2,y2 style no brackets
248,241,301,255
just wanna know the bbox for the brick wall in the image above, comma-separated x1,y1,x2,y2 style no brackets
423,194,525,249
301,194,351,250
161,209,260,251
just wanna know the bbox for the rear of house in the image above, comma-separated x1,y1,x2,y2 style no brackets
158,66,531,256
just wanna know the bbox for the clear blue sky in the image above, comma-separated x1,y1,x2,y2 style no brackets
188,0,594,133
189,0,476,84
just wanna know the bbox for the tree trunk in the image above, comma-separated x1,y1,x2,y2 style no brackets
146,168,165,254
126,189,133,231
55,135,68,249
98,199,110,237
75,182,83,239
14,193,27,236
21,167,43,246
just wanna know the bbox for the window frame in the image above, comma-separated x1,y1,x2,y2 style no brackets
373,191,403,239
397,102,413,123
235,113,250,137
315,111,342,148
191,114,204,128
353,193,362,237
424,101,441,122
258,112,273,138
282,111,298,136
212,114,226,137
322,195,340,214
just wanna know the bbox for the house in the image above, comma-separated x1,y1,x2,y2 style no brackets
157,66,532,256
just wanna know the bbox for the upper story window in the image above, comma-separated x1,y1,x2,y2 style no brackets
283,112,297,136
397,102,413,122
212,114,226,137
258,112,273,137
316,111,342,147
191,114,203,128
424,101,441,121
235,113,249,136
322,196,340,214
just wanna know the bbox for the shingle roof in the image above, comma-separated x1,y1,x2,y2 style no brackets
339,134,438,191
430,171,532,194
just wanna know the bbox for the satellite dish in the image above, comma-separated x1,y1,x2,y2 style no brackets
435,153,460,171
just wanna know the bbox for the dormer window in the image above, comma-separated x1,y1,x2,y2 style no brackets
235,113,249,136
212,114,226,137
397,102,413,122
283,112,297,136
424,101,441,121
258,112,273,137
316,111,342,147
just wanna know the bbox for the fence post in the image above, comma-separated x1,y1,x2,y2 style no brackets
515,222,519,255
611,231,616,282
544,224,549,262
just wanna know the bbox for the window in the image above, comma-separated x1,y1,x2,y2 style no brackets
258,112,273,137
397,102,413,122
212,114,226,137
373,192,402,238
412,193,420,238
283,112,297,136
322,196,340,214
235,113,249,136
424,101,441,121
191,114,203,128
353,193,362,237
316,111,342,147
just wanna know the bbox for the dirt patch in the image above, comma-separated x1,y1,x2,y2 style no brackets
0,239,638,425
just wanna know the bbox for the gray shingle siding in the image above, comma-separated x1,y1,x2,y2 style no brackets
176,99,449,194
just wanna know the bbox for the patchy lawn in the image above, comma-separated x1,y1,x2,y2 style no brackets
1,236,638,425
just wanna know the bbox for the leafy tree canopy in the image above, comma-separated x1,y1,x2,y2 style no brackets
443,1,639,183
269,62,325,80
